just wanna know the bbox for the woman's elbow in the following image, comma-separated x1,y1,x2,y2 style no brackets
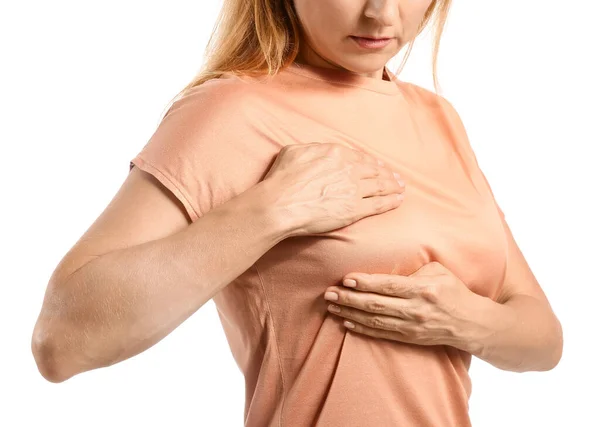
31,324,72,383
30,316,101,384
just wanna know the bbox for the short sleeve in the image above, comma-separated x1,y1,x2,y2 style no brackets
129,79,280,223
436,95,506,220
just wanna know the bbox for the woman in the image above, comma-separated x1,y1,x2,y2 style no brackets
32,0,563,426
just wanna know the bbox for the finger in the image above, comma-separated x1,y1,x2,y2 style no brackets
342,318,413,344
357,192,404,217
327,303,410,332
343,274,422,299
328,287,412,318
358,176,405,198
352,161,383,180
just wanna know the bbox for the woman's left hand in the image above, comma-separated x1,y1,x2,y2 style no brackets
324,261,482,350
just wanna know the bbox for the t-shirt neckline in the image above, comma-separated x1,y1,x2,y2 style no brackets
284,61,401,96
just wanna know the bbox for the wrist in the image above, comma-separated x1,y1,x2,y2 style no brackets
242,179,299,242
457,292,516,357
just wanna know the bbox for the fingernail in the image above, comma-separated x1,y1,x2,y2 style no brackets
343,321,355,329
328,304,341,313
343,279,357,287
324,291,338,301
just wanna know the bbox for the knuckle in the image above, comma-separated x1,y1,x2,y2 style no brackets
365,299,386,313
369,316,386,329
421,284,440,302
391,306,406,319
446,324,460,338
411,309,427,323
347,182,359,196
381,281,399,295
421,313,441,331
373,197,385,212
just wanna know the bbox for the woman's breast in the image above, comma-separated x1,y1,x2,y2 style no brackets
258,156,507,302
253,158,507,368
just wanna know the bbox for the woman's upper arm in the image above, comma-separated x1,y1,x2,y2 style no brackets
494,215,550,306
48,165,192,287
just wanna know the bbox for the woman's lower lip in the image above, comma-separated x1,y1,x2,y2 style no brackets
350,36,393,49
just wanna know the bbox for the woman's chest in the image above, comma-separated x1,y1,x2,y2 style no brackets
257,166,507,309
255,97,507,304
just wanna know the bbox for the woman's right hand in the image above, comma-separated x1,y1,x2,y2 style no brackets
261,142,406,237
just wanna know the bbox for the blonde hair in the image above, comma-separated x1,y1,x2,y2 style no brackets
163,0,452,116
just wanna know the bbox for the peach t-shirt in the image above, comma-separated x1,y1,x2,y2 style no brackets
129,62,510,426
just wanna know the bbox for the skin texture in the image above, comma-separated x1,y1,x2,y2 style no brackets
292,0,563,372
293,0,434,79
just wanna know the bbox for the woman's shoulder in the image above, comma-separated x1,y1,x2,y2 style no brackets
177,74,260,106
395,80,448,109
395,81,466,130
163,72,274,126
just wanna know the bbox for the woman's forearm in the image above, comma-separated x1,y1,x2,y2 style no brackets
32,180,291,383
460,293,563,372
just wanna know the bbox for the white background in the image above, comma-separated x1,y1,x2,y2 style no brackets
2,1,599,426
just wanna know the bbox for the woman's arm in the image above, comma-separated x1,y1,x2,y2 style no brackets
458,214,563,372
31,175,291,383
462,292,562,372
